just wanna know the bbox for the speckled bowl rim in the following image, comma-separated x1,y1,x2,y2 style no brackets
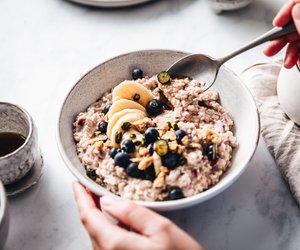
57,49,260,211
0,102,32,160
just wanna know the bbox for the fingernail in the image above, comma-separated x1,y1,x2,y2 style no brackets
293,4,300,20
284,60,293,69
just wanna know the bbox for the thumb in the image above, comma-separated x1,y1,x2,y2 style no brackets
292,3,300,34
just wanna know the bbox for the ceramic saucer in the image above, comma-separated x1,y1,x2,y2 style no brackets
4,151,43,196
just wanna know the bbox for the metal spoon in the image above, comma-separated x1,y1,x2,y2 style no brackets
167,21,296,91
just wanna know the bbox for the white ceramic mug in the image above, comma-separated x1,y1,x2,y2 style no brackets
277,64,300,126
0,102,40,184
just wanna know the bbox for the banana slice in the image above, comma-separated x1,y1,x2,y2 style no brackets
107,109,145,139
112,80,155,107
111,112,146,147
107,99,145,119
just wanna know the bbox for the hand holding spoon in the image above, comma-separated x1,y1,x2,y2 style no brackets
167,22,296,91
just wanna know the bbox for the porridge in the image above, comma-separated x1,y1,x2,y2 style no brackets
73,69,237,201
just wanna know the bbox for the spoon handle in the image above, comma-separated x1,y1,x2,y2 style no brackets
217,21,297,65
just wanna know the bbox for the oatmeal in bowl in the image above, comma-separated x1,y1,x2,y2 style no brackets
73,69,237,202
57,50,259,211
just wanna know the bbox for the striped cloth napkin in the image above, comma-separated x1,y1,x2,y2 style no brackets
241,60,300,206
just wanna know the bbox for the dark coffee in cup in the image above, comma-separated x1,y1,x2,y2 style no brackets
0,132,26,157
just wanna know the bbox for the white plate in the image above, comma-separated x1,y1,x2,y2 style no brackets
69,0,152,7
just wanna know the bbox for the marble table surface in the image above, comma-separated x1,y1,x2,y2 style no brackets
1,0,300,249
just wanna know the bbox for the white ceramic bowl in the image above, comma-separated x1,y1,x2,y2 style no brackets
57,50,260,211
0,181,9,249
277,64,300,126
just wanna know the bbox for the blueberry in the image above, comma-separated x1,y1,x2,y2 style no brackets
98,120,108,134
103,103,112,115
205,143,216,161
132,68,143,80
147,143,154,155
144,127,159,144
175,129,187,144
179,156,187,166
162,152,180,170
114,152,130,168
121,140,135,153
168,187,184,200
143,164,156,181
109,148,121,159
126,162,143,178
146,99,164,117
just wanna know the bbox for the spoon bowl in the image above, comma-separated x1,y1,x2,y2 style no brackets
168,54,219,91
168,21,296,91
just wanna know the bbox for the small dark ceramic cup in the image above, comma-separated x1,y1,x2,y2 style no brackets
0,102,40,185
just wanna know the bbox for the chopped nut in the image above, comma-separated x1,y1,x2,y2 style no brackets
168,140,178,152
205,129,217,140
105,140,113,148
153,152,162,176
95,134,108,142
161,131,176,141
83,138,100,147
153,171,165,188
139,147,149,157
162,122,169,131
160,166,169,174
211,136,221,144
157,81,164,90
203,129,220,144
132,118,153,133
206,129,214,137
138,156,153,170
177,145,185,154
189,143,201,149
130,157,141,163
94,140,104,150
181,135,189,146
